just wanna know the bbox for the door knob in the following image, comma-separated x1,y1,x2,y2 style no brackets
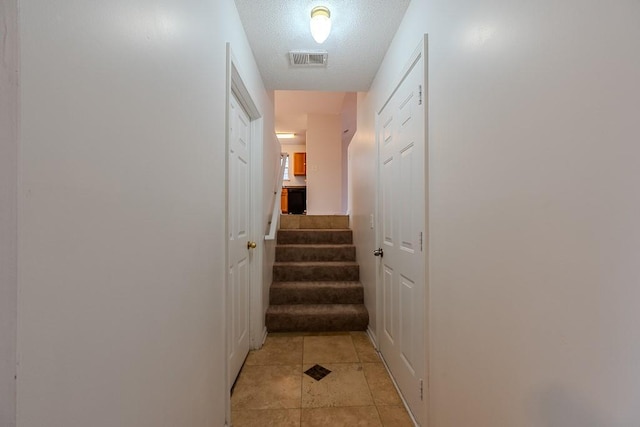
247,241,257,250
373,248,384,257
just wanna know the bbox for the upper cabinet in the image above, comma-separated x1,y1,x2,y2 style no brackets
293,152,306,176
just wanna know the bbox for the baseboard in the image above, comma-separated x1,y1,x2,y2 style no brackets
366,326,378,349
369,326,419,426
377,353,419,427
259,326,268,347
250,326,268,350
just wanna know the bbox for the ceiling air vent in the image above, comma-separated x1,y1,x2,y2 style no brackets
289,50,328,67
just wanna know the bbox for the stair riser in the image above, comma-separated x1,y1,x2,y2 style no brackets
277,230,353,245
273,265,359,282
270,287,363,305
280,215,349,230
276,246,356,262
266,312,368,332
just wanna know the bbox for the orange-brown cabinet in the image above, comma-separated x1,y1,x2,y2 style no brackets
293,152,306,176
280,188,288,213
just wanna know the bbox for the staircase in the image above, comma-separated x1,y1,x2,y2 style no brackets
266,215,369,332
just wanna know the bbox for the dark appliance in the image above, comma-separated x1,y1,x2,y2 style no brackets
287,187,306,214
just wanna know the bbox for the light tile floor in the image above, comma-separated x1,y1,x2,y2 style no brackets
231,332,415,426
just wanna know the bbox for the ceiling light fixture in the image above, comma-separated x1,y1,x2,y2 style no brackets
310,6,331,44
276,133,296,139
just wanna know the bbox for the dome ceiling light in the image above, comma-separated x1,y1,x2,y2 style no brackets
310,6,331,44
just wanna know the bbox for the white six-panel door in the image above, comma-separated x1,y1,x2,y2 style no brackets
228,92,252,388
377,44,427,425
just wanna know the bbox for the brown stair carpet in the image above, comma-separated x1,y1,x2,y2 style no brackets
266,215,369,332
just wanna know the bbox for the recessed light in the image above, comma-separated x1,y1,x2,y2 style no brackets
276,133,296,139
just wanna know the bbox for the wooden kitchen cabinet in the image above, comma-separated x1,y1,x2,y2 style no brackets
293,152,306,176
280,188,288,213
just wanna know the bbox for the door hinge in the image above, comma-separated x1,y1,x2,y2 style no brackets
420,379,424,400
419,231,423,252
418,85,423,105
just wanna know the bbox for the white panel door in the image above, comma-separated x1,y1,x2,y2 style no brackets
228,92,252,388
377,48,427,425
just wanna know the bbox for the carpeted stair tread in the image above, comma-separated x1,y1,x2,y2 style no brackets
266,304,369,332
271,280,362,286
266,218,370,332
277,229,353,245
276,244,356,262
280,215,349,230
272,262,359,282
274,261,359,266
270,281,364,305
277,244,355,247
282,228,351,231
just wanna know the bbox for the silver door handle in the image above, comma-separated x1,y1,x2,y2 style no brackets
373,248,383,257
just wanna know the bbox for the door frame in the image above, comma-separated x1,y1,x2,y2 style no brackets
225,44,265,424
374,35,429,425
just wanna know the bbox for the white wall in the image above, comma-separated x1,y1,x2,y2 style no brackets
281,143,308,188
17,1,273,426
261,87,282,341
351,0,640,425
348,92,377,341
262,127,281,336
0,0,19,425
306,114,343,214
341,93,357,213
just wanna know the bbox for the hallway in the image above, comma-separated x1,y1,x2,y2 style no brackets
6,0,640,425
231,332,414,426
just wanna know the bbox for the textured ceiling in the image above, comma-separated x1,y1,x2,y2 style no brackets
234,0,411,91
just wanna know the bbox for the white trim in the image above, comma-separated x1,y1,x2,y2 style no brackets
375,35,430,427
231,64,260,119
364,327,417,426
423,34,431,427
249,117,265,350
265,153,288,241
225,43,264,427
258,326,268,347
377,42,423,115
366,325,378,350
377,352,420,427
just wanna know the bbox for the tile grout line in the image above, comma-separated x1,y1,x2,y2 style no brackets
300,334,304,426
236,332,410,426
355,334,386,427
